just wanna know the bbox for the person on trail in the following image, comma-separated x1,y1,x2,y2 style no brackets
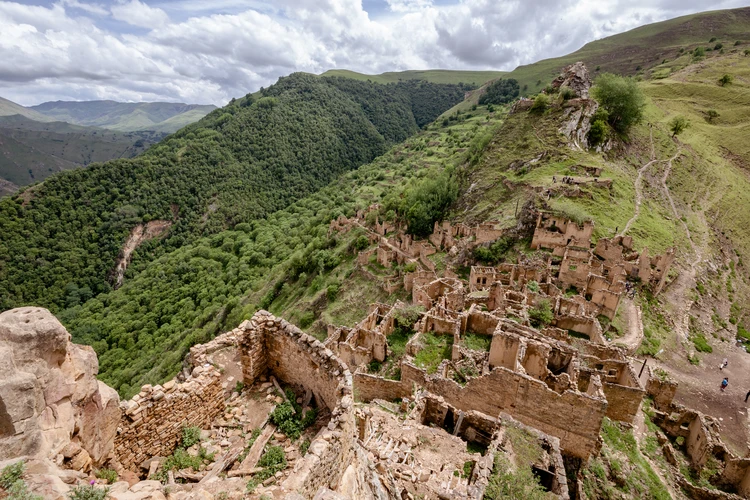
721,377,729,392
720,358,728,370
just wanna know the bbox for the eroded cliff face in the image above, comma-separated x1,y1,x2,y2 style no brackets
0,307,120,469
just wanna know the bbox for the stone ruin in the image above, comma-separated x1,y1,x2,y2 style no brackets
642,366,750,499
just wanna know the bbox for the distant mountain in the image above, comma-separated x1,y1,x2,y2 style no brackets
0,96,54,122
320,69,506,87
30,100,217,133
0,114,163,192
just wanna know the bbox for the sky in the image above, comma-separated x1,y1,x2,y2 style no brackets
0,0,746,106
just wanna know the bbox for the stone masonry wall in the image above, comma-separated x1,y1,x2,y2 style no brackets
399,362,606,458
114,367,225,470
241,311,357,497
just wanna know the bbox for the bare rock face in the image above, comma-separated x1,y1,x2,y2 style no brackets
0,307,120,469
551,61,592,98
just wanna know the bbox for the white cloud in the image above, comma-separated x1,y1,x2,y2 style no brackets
111,0,169,29
385,0,433,12
0,0,748,106
59,0,109,16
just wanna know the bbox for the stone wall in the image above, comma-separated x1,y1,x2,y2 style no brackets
114,367,225,470
353,372,413,403
644,366,678,410
238,311,356,498
400,362,605,458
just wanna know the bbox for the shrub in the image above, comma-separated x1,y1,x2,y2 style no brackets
299,311,314,329
591,73,644,133
403,262,417,273
669,116,689,137
401,168,458,237
693,46,705,59
182,426,202,448
473,237,514,265
529,94,549,113
560,86,576,100
745,49,750,56
300,439,311,456
354,235,369,250
247,446,287,492
526,280,539,293
705,109,720,123
719,74,733,86
691,333,713,353
162,448,202,473
714,42,723,50
326,284,340,302
1,462,25,490
528,300,553,328
68,485,109,500
94,469,118,484
588,119,607,147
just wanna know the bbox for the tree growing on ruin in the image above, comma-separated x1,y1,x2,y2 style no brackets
591,73,644,133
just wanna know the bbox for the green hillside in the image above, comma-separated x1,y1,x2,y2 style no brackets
0,115,162,190
0,74,468,312
0,96,54,122
506,6,750,94
30,100,217,133
320,69,506,86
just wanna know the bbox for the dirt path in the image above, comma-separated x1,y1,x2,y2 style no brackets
619,128,657,238
616,298,644,353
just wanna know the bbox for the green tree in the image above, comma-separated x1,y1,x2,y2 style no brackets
705,109,720,123
669,116,689,137
478,79,520,106
591,73,645,133
719,74,733,86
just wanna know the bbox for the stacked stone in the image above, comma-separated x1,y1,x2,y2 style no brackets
114,366,224,470
240,311,357,498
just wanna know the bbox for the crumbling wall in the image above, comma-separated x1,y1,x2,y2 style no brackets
645,366,678,409
114,369,225,470
353,373,412,403
241,312,356,497
402,362,606,458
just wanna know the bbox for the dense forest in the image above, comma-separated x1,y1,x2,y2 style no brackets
0,74,469,312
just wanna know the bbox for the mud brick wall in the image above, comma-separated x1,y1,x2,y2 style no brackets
401,361,606,458
114,368,225,470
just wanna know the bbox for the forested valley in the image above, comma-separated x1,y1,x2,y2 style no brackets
0,74,470,313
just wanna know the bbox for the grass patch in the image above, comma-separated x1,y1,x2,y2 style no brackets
462,331,492,351
414,332,453,374
690,333,713,353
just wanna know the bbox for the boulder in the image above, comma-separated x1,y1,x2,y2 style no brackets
0,307,121,467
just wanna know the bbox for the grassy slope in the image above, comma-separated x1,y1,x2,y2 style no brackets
506,7,750,95
0,96,53,122
320,69,506,87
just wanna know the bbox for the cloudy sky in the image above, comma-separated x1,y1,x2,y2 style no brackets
0,0,745,106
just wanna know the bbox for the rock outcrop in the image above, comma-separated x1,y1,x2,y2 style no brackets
0,307,120,469
551,61,592,98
